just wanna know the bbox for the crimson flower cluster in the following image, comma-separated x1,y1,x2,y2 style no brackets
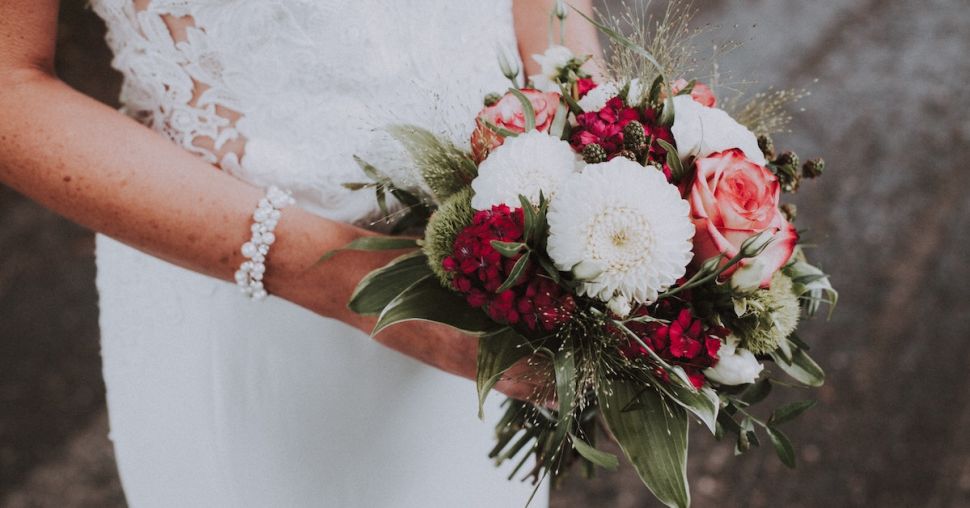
623,306,724,389
570,97,674,165
442,205,576,332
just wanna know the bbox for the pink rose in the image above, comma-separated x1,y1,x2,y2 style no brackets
689,149,798,288
471,89,560,163
671,78,717,108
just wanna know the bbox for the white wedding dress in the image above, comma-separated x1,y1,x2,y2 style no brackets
89,1,547,506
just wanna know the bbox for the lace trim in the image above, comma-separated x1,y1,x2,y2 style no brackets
94,0,246,170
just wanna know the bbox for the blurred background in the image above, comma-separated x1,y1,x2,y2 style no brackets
1,0,968,506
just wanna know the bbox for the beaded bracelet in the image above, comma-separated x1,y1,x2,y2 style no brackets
234,186,295,301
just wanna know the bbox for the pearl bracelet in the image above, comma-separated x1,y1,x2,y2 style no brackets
235,186,295,301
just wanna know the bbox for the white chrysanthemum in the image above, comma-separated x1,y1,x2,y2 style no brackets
546,157,695,305
577,81,619,112
470,131,580,210
671,95,767,165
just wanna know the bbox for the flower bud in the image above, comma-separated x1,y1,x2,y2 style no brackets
781,203,797,221
731,257,770,293
607,294,632,317
554,0,568,19
703,337,763,386
739,231,773,258
581,143,607,164
757,135,776,160
497,50,520,81
772,151,801,193
571,259,604,281
622,120,647,153
802,157,825,178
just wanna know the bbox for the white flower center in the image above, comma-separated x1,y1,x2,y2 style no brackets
585,207,654,273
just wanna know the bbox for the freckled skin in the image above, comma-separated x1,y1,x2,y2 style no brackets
0,0,599,402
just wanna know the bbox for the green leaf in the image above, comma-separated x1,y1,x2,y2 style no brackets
507,88,536,131
353,155,387,182
676,79,697,96
739,378,773,405
570,433,619,470
659,93,676,127
657,139,684,181
519,194,538,243
480,118,520,138
553,348,577,427
349,251,431,315
769,400,817,426
770,340,825,387
659,379,719,435
599,380,690,508
341,182,374,191
476,328,532,418
550,98,570,139
767,426,796,468
490,240,528,258
373,275,496,336
319,237,419,263
495,254,530,293
647,74,665,105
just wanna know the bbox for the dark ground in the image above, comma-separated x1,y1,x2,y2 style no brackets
1,1,969,507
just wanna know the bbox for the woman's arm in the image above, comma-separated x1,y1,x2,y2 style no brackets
0,0,547,400
513,0,604,78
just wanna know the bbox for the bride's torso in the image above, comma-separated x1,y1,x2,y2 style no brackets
92,0,518,222
89,3,549,507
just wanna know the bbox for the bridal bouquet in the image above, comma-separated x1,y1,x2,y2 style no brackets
335,3,836,507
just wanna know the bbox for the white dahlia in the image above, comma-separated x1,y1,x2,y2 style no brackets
546,157,694,307
670,95,767,166
470,131,580,210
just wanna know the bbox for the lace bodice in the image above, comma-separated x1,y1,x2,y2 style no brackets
90,0,519,223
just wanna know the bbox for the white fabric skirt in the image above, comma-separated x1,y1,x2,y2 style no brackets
95,234,547,507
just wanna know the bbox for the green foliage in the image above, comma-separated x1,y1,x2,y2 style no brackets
770,338,825,387
422,188,474,287
728,272,801,355
349,251,431,316
784,248,838,318
570,433,619,470
476,328,533,418
600,381,690,508
318,236,419,263
372,276,495,336
386,124,477,202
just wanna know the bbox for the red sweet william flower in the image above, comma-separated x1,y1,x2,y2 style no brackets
576,77,598,98
570,98,674,164
442,205,575,332
623,307,724,389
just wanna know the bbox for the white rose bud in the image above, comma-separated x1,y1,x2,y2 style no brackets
731,256,771,293
571,260,604,281
704,337,764,386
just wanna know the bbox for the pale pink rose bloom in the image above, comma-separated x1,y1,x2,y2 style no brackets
470,89,560,162
689,149,798,288
671,78,717,107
